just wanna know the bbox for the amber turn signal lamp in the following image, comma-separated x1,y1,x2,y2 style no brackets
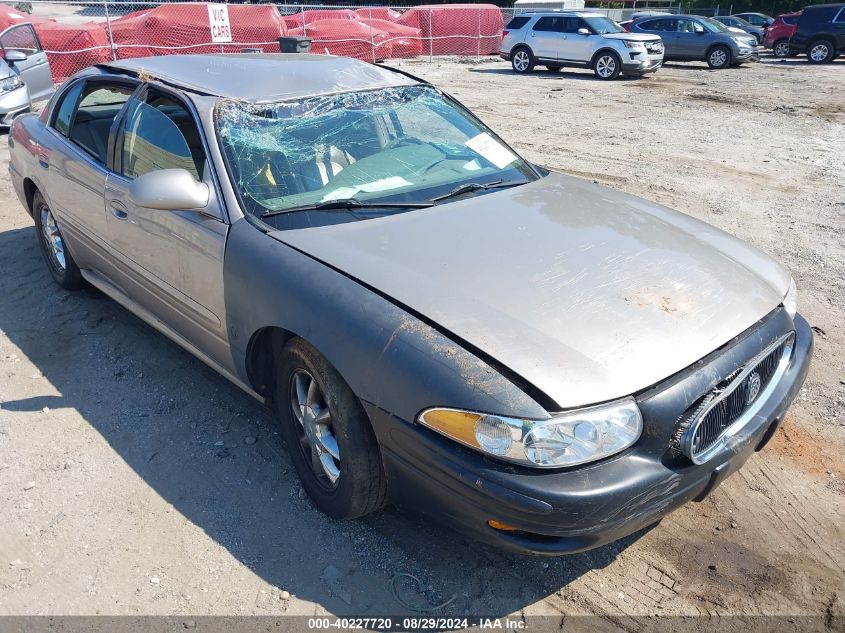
487,519,520,532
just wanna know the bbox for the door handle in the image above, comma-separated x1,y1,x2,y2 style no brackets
110,204,128,220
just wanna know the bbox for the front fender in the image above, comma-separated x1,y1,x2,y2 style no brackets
223,218,549,425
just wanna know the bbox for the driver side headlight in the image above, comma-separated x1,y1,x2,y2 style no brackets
418,398,642,468
0,75,22,95
623,40,646,50
783,277,797,318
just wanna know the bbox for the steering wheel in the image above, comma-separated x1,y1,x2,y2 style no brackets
383,136,425,151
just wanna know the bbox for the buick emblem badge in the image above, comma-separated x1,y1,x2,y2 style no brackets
746,371,762,405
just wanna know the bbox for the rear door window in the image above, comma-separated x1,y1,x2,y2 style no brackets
68,82,135,164
638,18,667,31
533,16,563,32
52,81,85,137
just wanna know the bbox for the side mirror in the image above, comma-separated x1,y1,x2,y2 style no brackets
128,168,209,211
4,50,27,63
577,28,591,35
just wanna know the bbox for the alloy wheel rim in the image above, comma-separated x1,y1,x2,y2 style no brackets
290,369,341,487
597,56,616,77
774,41,789,57
810,43,828,61
710,50,727,66
514,51,529,71
39,205,66,272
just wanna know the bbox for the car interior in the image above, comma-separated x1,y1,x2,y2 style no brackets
67,84,135,164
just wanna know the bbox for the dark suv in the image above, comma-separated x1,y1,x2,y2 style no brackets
790,3,845,63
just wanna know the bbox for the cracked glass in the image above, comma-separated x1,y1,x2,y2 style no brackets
215,85,537,226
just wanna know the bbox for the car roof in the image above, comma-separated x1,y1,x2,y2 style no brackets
100,54,419,102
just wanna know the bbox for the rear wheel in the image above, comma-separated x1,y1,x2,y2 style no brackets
275,338,387,520
593,51,621,80
32,191,83,290
807,39,834,64
772,39,791,58
511,46,534,73
707,45,731,69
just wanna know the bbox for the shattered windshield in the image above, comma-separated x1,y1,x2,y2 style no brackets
215,85,537,225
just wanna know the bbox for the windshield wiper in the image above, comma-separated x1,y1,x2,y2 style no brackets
262,198,434,218
431,179,528,204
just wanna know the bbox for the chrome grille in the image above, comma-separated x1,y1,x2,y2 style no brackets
676,332,794,464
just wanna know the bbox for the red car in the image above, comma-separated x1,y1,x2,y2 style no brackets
765,12,801,57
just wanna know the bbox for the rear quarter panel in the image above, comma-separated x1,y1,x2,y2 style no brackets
8,112,53,216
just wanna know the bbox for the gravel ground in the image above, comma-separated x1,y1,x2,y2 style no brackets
0,55,843,623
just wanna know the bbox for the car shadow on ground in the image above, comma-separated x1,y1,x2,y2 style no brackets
0,224,652,616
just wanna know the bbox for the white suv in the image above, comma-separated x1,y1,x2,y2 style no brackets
500,12,665,80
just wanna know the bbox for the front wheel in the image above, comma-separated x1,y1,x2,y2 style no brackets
275,338,387,520
807,40,834,64
33,191,83,290
772,39,791,58
593,51,621,80
511,47,534,73
707,45,731,69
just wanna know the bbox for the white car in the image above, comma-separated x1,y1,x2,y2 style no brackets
500,12,664,80
0,22,54,127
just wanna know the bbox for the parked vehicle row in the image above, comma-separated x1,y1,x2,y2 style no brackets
502,4,844,79
500,12,664,80
501,11,758,77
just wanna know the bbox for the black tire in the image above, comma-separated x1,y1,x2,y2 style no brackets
511,46,535,73
772,39,791,58
707,45,731,69
807,39,835,64
32,191,84,290
275,337,387,520
544,64,562,71
592,51,621,80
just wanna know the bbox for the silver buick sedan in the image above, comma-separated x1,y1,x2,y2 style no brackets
8,54,812,555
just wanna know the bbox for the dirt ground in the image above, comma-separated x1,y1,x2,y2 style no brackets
0,54,843,624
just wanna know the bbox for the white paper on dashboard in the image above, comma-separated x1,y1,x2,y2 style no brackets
464,132,517,169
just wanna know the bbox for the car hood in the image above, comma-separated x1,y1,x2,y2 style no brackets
271,173,790,410
602,33,661,42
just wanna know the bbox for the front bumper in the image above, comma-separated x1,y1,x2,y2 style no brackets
0,84,30,127
368,309,812,555
735,47,757,62
622,52,664,75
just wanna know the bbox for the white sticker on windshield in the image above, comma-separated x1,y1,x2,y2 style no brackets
321,187,360,202
465,132,517,170
319,177,412,202
357,176,411,193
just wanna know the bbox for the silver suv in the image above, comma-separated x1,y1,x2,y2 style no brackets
500,12,664,80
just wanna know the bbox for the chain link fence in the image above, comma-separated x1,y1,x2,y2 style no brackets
1,1,721,83
2,1,510,82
